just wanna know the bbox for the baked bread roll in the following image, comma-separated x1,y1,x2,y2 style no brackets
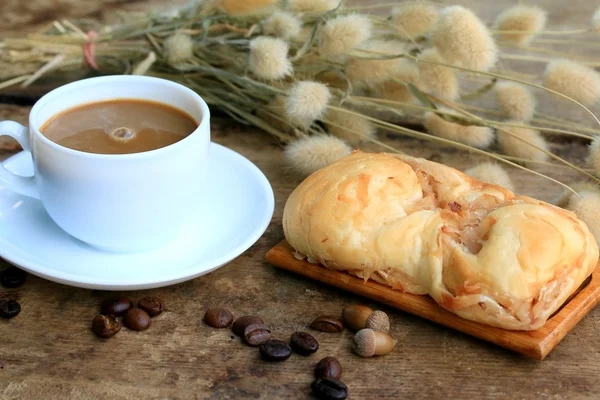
283,151,598,330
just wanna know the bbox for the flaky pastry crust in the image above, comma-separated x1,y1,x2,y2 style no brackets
283,151,599,330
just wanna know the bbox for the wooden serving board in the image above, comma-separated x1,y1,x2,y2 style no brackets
265,240,600,360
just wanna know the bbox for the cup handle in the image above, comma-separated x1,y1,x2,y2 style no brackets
0,121,39,199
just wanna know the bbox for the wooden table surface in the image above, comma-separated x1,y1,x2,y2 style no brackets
1,1,600,399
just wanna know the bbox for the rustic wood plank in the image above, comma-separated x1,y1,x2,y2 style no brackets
1,0,600,399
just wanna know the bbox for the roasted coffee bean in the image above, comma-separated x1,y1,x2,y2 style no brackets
92,314,122,338
314,357,342,380
290,331,319,355
204,308,234,328
0,267,27,288
0,300,21,319
310,316,344,333
259,339,292,362
311,377,348,400
232,315,264,336
138,297,165,317
244,323,271,346
101,296,133,317
123,307,152,331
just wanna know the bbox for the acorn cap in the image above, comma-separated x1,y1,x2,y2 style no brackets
366,310,390,333
353,328,376,357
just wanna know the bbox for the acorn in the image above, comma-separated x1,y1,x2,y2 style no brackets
341,305,390,333
352,328,397,357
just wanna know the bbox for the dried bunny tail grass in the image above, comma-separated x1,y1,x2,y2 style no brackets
587,136,600,177
214,0,276,15
495,82,536,122
346,40,408,86
566,190,600,246
288,0,340,13
592,8,600,34
543,59,600,106
423,110,494,149
554,180,600,208
390,3,439,40
497,124,549,163
320,14,372,59
284,135,352,176
432,5,498,71
164,32,194,65
465,162,515,192
417,48,459,101
285,81,331,128
494,5,547,45
258,95,291,133
263,11,302,40
248,36,292,80
326,108,376,145
377,59,420,103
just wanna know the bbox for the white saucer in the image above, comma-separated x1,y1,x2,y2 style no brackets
0,143,274,290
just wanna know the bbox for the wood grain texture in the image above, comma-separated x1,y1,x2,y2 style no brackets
1,0,600,399
266,240,600,360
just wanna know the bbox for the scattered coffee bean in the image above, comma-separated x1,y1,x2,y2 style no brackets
0,300,20,319
232,315,264,336
259,339,292,362
101,296,133,317
244,323,271,346
311,377,348,400
314,357,342,380
138,297,165,317
310,316,344,333
204,308,234,328
92,314,122,338
0,267,27,288
123,307,152,331
290,331,319,355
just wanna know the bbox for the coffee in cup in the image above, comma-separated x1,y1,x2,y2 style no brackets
40,99,198,155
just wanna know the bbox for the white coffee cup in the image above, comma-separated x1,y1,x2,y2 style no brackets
0,75,210,252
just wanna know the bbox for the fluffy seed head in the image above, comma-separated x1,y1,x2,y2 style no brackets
326,108,376,145
494,5,547,45
319,14,372,59
495,82,536,121
554,181,600,208
432,6,498,71
215,0,276,15
390,3,439,39
423,110,494,149
285,81,331,128
464,162,515,192
417,48,459,101
288,0,340,13
258,95,292,133
164,32,194,64
497,124,549,163
346,40,408,86
263,11,302,40
567,190,600,247
377,60,420,103
284,135,352,176
587,136,600,177
543,59,600,106
248,37,292,80
592,8,600,34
